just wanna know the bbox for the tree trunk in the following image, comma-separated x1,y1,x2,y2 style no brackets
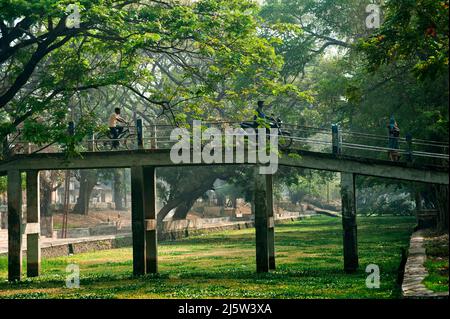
433,184,449,232
157,197,184,225
414,190,422,211
73,170,97,215
39,171,62,237
113,169,125,211
1,136,8,159
155,168,234,233
231,195,237,209
172,197,198,220
157,179,217,231
40,177,54,237
157,188,208,224
40,177,53,217
216,193,226,206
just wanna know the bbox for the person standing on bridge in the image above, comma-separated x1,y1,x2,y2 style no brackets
387,116,400,161
109,108,127,149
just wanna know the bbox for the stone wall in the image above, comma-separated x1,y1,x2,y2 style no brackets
158,214,302,241
0,214,308,259
54,222,122,238
40,236,133,258
402,230,449,299
53,217,247,239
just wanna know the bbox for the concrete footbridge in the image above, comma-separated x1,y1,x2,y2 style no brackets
1,120,448,282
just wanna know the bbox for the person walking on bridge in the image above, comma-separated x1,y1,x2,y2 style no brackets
387,116,400,161
109,108,127,149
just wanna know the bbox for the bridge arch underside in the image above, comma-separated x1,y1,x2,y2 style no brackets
1,149,448,281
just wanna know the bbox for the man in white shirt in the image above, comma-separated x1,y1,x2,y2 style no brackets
109,108,127,148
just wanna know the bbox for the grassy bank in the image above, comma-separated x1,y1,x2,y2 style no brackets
0,216,415,299
424,232,449,293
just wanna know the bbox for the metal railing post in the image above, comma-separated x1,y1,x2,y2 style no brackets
136,119,143,149
153,125,158,149
406,133,413,162
88,130,95,152
332,124,342,155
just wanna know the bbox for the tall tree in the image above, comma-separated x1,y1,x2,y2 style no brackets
113,169,125,211
72,169,97,215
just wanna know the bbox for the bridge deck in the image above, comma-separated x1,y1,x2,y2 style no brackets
1,148,448,184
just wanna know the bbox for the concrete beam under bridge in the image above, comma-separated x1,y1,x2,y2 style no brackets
0,149,447,185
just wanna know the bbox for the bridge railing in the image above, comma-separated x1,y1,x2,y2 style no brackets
4,120,449,166
337,127,449,165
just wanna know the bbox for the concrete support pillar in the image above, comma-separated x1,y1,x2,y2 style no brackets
266,174,275,270
341,172,358,273
131,166,158,276
7,170,23,281
26,170,41,277
131,166,145,276
143,166,158,274
254,170,269,273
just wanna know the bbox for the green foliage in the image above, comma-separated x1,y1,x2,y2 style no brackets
423,233,449,293
0,176,6,193
357,184,415,216
359,0,449,80
423,258,449,293
285,169,336,204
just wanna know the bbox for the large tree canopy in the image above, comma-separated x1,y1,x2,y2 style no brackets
1,0,448,227
360,0,449,80
0,0,304,157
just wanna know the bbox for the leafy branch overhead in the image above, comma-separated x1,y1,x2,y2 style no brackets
359,0,449,80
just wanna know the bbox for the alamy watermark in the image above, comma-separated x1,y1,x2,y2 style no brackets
365,264,380,289
66,263,80,289
65,4,81,29
365,2,382,29
365,4,380,29
169,120,279,174
62,3,381,33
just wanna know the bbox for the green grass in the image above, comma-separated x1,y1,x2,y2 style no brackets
423,259,449,293
423,234,449,293
0,216,415,299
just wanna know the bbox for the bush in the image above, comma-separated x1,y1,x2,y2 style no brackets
357,185,415,216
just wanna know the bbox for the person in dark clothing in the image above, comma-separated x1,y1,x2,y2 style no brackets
388,116,400,161
255,101,267,119
254,100,271,128
240,100,272,130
